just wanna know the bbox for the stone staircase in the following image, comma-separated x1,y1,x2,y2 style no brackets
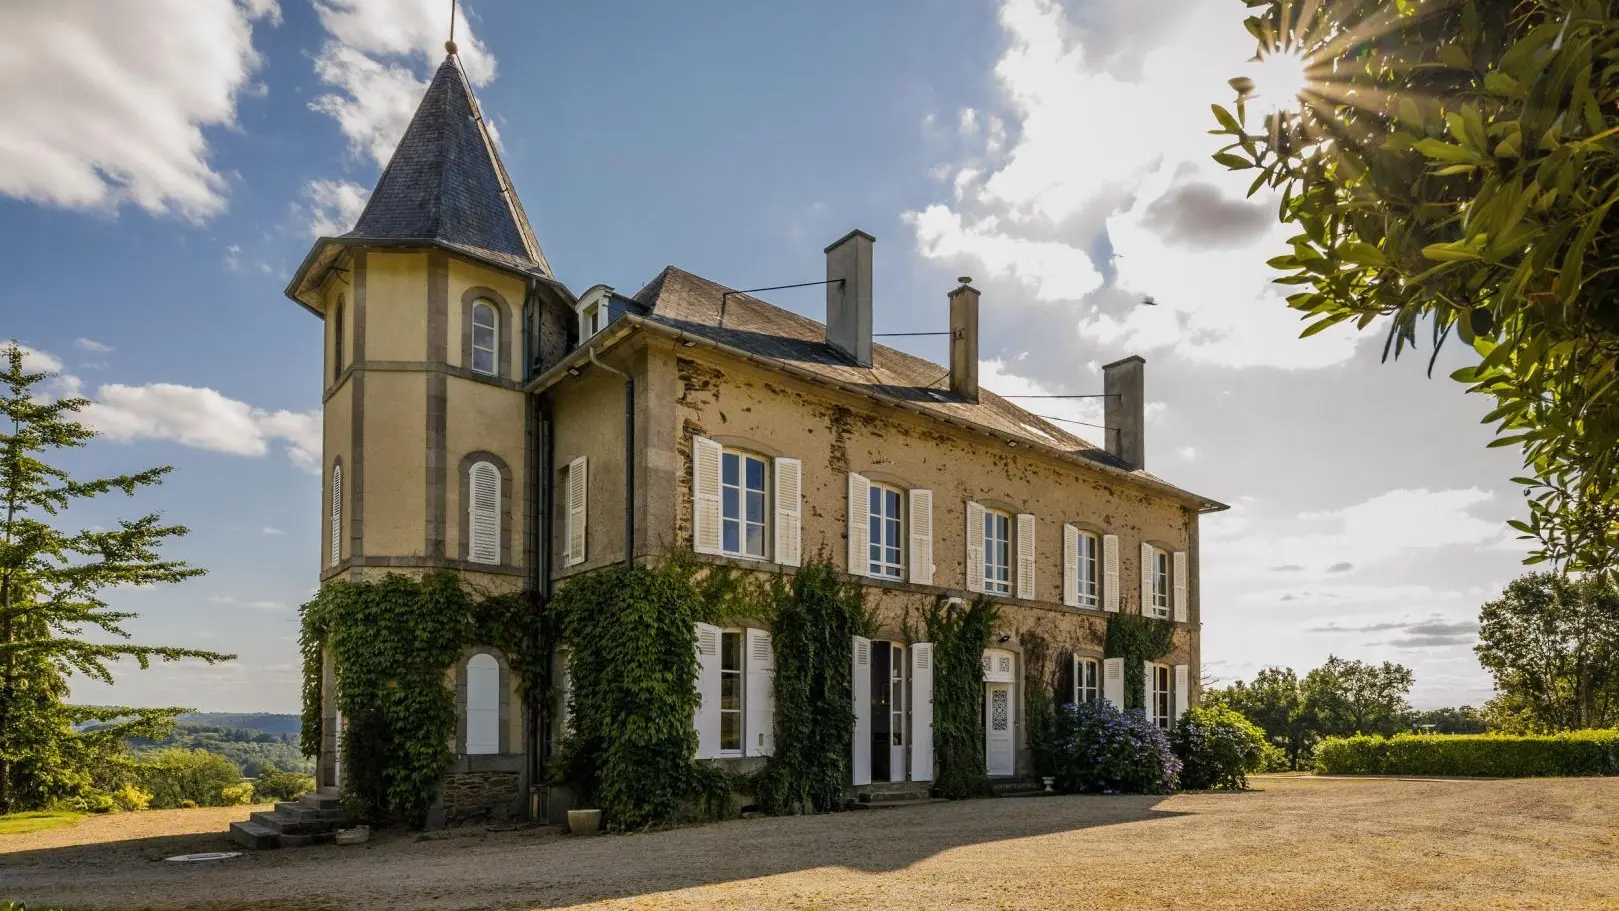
230,788,349,849
850,781,937,809
990,777,1047,798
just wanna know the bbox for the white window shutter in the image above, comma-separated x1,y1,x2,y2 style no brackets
847,472,870,577
1173,550,1189,622
1016,513,1036,600
1144,661,1156,713
774,457,802,567
1174,664,1190,725
1071,653,1082,705
1102,533,1120,612
746,629,776,757
1102,657,1124,709
851,635,872,786
565,457,587,566
469,461,501,565
910,643,934,782
693,622,722,759
908,488,934,585
965,501,985,594
1141,541,1155,616
329,465,342,568
1061,524,1079,608
465,654,500,755
692,436,723,555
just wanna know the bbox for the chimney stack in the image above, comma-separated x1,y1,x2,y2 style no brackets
1103,356,1145,469
948,277,979,402
825,230,875,367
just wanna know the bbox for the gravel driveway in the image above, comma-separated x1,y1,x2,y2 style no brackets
4,776,1618,910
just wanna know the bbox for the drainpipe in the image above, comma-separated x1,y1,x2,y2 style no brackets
587,347,635,567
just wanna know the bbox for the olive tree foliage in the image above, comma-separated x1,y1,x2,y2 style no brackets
1213,0,1619,572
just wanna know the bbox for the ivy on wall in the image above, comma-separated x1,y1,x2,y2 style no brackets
298,572,545,827
754,559,871,814
925,595,999,799
1105,613,1175,711
1020,630,1058,779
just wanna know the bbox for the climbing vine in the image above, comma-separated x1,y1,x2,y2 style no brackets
1105,613,1176,711
1020,629,1058,779
754,559,871,814
925,595,999,799
298,571,545,827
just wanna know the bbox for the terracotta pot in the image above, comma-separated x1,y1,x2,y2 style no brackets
567,808,603,836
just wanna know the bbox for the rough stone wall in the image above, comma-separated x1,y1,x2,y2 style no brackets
440,771,522,826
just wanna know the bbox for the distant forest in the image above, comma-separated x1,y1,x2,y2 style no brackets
127,713,309,777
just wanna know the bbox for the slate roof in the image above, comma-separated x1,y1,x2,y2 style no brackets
633,266,1134,469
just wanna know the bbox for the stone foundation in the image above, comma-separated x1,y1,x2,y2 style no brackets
441,770,522,826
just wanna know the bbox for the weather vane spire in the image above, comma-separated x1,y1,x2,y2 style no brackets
445,0,458,56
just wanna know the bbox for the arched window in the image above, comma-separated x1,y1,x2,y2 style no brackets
331,295,345,383
467,460,500,564
465,653,499,755
329,463,342,568
471,301,498,376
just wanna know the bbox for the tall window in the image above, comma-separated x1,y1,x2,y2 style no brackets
720,629,743,754
1076,657,1100,705
868,484,903,578
332,296,345,383
471,300,498,376
721,449,768,559
329,464,342,568
1151,663,1173,729
1076,531,1099,608
983,509,1012,595
889,642,905,750
1148,546,1171,618
468,460,500,564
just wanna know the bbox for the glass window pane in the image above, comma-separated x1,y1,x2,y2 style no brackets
473,324,495,349
723,521,739,554
720,712,741,751
870,486,882,515
746,522,764,556
722,453,738,486
721,674,741,710
721,632,741,671
745,457,764,491
747,490,764,524
723,487,739,521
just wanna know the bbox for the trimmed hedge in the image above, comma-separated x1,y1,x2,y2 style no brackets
1315,731,1619,777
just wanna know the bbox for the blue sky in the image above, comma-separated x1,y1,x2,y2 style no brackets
4,0,1529,712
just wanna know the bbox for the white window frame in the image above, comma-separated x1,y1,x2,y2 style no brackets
1151,662,1173,729
983,509,1012,595
719,628,744,756
1077,656,1100,705
720,448,769,560
581,302,602,338
471,300,498,376
868,482,905,579
889,641,906,751
1148,545,1172,619
1076,531,1100,608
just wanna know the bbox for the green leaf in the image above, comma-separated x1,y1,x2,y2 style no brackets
1211,103,1241,133
1414,138,1479,163
1214,152,1254,170
1422,243,1481,262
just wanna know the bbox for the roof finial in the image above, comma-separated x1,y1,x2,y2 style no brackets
444,0,458,56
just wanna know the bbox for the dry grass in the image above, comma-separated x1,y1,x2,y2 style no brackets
4,777,1618,910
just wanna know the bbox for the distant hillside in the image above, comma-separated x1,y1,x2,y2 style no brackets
176,712,301,736
130,720,312,777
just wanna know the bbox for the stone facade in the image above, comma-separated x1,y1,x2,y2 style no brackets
439,769,523,826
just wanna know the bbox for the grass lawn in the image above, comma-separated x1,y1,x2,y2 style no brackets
0,811,82,836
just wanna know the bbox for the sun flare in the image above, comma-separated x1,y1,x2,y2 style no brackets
1250,48,1309,111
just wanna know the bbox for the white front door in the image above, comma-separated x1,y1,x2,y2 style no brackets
985,682,1014,777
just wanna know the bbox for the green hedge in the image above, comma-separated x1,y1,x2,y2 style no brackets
1315,731,1619,777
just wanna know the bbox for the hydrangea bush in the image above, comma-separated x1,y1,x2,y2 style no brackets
1170,705,1268,791
1047,700,1180,794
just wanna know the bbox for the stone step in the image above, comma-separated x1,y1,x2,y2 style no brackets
230,821,280,850
274,802,344,824
250,810,334,836
279,831,337,848
298,791,343,812
866,790,930,804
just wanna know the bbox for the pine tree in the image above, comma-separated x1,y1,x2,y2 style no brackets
0,344,234,812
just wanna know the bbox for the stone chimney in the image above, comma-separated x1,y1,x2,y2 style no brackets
1103,356,1145,469
948,277,979,402
825,230,875,367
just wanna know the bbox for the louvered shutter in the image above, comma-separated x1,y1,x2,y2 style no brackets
565,457,587,566
851,635,871,786
694,623,722,759
1174,664,1190,726
847,473,870,577
910,643,934,782
329,465,342,568
746,629,776,756
1141,542,1155,617
469,461,500,564
774,457,802,567
965,501,985,593
692,436,723,554
1102,657,1124,709
1173,550,1188,622
1015,513,1035,600
1144,661,1157,715
908,488,934,585
1102,534,1120,612
1062,524,1080,607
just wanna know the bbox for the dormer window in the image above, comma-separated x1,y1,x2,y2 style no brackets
471,300,498,376
581,302,603,338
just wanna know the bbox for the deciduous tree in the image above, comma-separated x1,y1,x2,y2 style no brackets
1474,571,1619,729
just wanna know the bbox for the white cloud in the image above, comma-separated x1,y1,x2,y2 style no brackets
958,107,980,137
0,0,279,220
6,341,63,375
209,595,288,610
905,0,1361,370
262,526,285,536
74,338,114,354
310,0,496,168
85,382,319,473
299,179,370,237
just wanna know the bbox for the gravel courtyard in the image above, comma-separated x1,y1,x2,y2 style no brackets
4,776,1618,910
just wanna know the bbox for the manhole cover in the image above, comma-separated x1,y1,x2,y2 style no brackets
165,852,241,863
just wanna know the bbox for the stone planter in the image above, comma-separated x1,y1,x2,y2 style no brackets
567,808,603,836
1042,776,1055,793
